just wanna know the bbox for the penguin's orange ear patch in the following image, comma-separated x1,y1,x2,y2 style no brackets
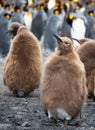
4,4,11,10
53,9,60,15
64,2,69,8
4,14,11,20
0,3,3,8
16,9,21,13
88,11,94,17
70,0,78,3
69,14,75,20
40,4,44,10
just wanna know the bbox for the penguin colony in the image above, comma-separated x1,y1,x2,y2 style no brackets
0,0,95,56
1,0,95,125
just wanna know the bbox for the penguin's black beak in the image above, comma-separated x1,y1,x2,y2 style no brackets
4,30,10,34
53,34,63,43
1,30,14,39
4,30,13,36
72,38,80,44
0,30,9,36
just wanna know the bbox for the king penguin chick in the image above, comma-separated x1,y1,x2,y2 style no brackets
3,22,42,97
78,38,93,45
41,35,87,122
76,39,95,99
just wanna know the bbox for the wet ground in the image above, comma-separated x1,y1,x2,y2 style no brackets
0,58,95,130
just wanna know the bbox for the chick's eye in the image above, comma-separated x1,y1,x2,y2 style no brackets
64,42,68,44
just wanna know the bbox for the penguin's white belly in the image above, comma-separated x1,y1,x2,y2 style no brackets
24,15,32,31
48,108,72,121
71,18,86,39
71,18,86,48
48,0,55,10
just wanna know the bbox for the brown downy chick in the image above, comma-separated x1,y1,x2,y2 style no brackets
41,35,87,121
74,38,93,51
76,40,95,99
3,22,42,97
78,38,93,45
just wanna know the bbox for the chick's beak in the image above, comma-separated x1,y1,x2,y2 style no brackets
53,34,63,43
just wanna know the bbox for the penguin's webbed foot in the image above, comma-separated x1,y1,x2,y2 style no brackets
13,89,26,97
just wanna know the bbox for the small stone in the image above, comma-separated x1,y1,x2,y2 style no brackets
0,123,12,129
89,127,95,130
21,121,30,127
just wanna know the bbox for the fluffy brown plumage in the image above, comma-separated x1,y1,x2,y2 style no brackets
79,38,93,45
3,22,42,97
74,38,93,51
76,39,95,99
41,35,87,121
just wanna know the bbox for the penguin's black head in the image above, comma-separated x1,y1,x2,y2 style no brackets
53,8,61,15
66,13,75,26
63,1,73,13
53,35,73,55
23,2,29,11
9,22,22,39
0,2,3,8
4,4,10,10
40,3,44,10
88,10,94,17
56,1,60,7
13,5,21,13
32,3,39,10
63,2,69,13
45,0,49,5
4,13,11,20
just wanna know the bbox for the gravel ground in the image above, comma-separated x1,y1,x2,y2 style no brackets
0,57,95,130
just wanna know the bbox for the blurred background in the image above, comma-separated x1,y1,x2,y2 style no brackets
0,0,95,57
